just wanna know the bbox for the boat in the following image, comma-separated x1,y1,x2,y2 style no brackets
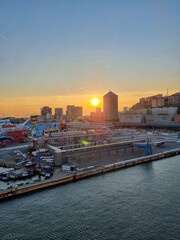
25,161,36,167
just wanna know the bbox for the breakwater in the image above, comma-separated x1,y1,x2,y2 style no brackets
1,148,180,200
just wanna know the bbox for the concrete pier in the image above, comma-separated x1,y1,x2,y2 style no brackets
1,148,180,200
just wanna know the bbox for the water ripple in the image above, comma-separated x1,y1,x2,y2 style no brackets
1,156,180,240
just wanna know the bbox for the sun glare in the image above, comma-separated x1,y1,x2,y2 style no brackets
91,98,99,106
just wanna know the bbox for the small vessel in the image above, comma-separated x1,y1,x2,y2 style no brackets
25,161,36,167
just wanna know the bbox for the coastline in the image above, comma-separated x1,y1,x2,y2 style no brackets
1,147,180,200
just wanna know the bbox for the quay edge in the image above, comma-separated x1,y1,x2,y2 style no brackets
0,148,180,200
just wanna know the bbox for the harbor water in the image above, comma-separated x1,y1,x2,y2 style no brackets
0,155,180,240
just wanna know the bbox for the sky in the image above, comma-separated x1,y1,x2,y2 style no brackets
0,0,180,117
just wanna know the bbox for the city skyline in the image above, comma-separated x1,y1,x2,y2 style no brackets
1,90,178,118
0,0,180,117
1,90,179,119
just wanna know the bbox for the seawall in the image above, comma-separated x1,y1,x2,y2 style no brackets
1,148,180,200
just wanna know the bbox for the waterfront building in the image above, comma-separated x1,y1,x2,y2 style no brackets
90,108,104,121
74,106,83,118
0,127,28,144
132,94,163,109
30,115,39,124
152,98,165,108
31,130,107,150
39,106,53,122
167,92,180,106
66,105,75,121
66,105,83,121
41,106,52,116
0,118,12,127
132,92,180,110
54,108,63,120
146,94,163,106
119,113,143,124
123,107,129,112
103,91,118,121
146,107,178,124
55,108,63,116
174,114,180,124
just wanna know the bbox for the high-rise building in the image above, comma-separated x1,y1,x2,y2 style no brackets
66,105,83,120
66,105,75,118
74,106,83,117
40,106,53,122
55,108,63,116
41,106,52,116
54,108,63,120
103,91,118,121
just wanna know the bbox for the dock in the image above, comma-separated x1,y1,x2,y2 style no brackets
0,148,180,200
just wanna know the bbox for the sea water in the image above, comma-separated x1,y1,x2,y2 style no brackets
0,155,180,240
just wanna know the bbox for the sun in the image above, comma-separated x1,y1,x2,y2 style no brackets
91,98,99,106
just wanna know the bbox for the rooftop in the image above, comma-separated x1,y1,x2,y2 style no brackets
103,91,118,97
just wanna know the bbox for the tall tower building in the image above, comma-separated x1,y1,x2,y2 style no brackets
55,108,63,116
41,106,52,116
66,105,83,119
103,91,118,121
74,106,83,117
54,108,63,120
66,105,75,118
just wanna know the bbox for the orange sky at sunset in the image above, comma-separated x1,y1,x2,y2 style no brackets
0,90,176,118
